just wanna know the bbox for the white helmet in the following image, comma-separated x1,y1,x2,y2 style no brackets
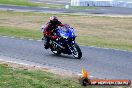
50,16,58,21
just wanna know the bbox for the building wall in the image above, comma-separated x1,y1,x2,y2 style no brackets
71,0,132,8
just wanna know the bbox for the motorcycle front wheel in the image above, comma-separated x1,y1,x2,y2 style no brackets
72,43,82,59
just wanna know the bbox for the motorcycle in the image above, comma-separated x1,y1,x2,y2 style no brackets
42,25,82,59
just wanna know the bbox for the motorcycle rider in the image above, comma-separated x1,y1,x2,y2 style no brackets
42,16,65,49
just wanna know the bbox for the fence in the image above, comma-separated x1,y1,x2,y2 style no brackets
71,0,132,8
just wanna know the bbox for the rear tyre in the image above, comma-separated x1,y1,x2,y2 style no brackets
72,43,82,59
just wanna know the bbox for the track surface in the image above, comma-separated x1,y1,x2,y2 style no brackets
0,36,132,80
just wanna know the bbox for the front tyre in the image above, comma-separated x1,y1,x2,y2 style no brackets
72,43,82,59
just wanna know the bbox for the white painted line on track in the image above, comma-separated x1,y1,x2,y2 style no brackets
4,59,96,78
0,59,30,66
0,55,82,77
41,7,49,8
10,36,15,38
36,40,42,42
1,36,8,38
0,55,52,70
28,39,34,41
20,37,25,39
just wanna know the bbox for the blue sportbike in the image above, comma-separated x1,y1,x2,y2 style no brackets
44,25,82,59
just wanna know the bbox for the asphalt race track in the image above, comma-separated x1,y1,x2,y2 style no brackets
0,36,132,81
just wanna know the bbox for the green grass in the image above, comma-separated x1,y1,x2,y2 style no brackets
0,64,129,88
0,0,39,7
0,26,41,39
0,0,64,8
0,64,83,88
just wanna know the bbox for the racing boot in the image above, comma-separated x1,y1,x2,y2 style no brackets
44,37,50,49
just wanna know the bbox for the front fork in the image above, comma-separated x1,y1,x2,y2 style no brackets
67,41,76,54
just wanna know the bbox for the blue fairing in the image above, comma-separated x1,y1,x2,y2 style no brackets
56,26,75,39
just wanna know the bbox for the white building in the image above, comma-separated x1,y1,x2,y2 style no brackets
71,0,132,8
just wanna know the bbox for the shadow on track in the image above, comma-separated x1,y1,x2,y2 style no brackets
49,53,83,60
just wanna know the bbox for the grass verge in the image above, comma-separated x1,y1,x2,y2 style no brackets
0,62,130,88
0,64,83,88
0,0,39,7
0,26,41,39
0,0,64,8
0,11,132,51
